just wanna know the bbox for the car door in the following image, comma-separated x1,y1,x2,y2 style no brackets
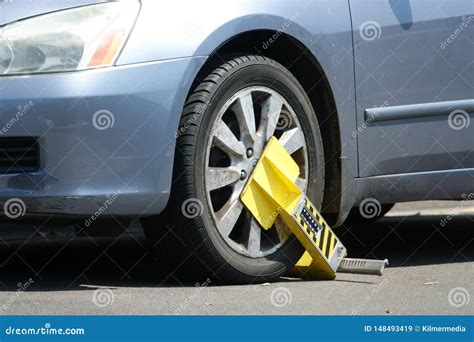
349,0,473,177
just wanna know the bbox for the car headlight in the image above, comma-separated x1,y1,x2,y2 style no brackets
0,1,140,76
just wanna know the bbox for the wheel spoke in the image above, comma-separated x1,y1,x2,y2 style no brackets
260,94,283,141
215,198,244,237
279,127,305,155
213,120,245,157
247,219,262,256
233,92,256,141
206,167,241,191
295,177,306,191
242,212,262,257
274,218,292,244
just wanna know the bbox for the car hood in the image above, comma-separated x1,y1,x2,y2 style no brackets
0,0,106,26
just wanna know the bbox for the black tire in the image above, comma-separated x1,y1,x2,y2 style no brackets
142,55,325,284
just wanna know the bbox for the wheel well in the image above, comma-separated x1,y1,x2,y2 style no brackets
193,30,342,221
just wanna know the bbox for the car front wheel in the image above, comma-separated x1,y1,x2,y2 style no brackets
143,55,325,283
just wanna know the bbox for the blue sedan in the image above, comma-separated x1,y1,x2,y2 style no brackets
0,0,472,283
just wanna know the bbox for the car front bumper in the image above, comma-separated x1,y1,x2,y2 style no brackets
0,57,206,216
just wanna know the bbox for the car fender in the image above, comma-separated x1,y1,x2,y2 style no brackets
118,0,358,223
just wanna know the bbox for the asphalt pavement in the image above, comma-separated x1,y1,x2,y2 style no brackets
0,201,472,315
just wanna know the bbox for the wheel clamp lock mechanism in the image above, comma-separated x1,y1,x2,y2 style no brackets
240,137,388,279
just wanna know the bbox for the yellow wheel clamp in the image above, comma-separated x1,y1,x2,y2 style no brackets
240,137,388,280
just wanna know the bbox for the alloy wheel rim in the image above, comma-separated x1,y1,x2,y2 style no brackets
205,86,308,258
